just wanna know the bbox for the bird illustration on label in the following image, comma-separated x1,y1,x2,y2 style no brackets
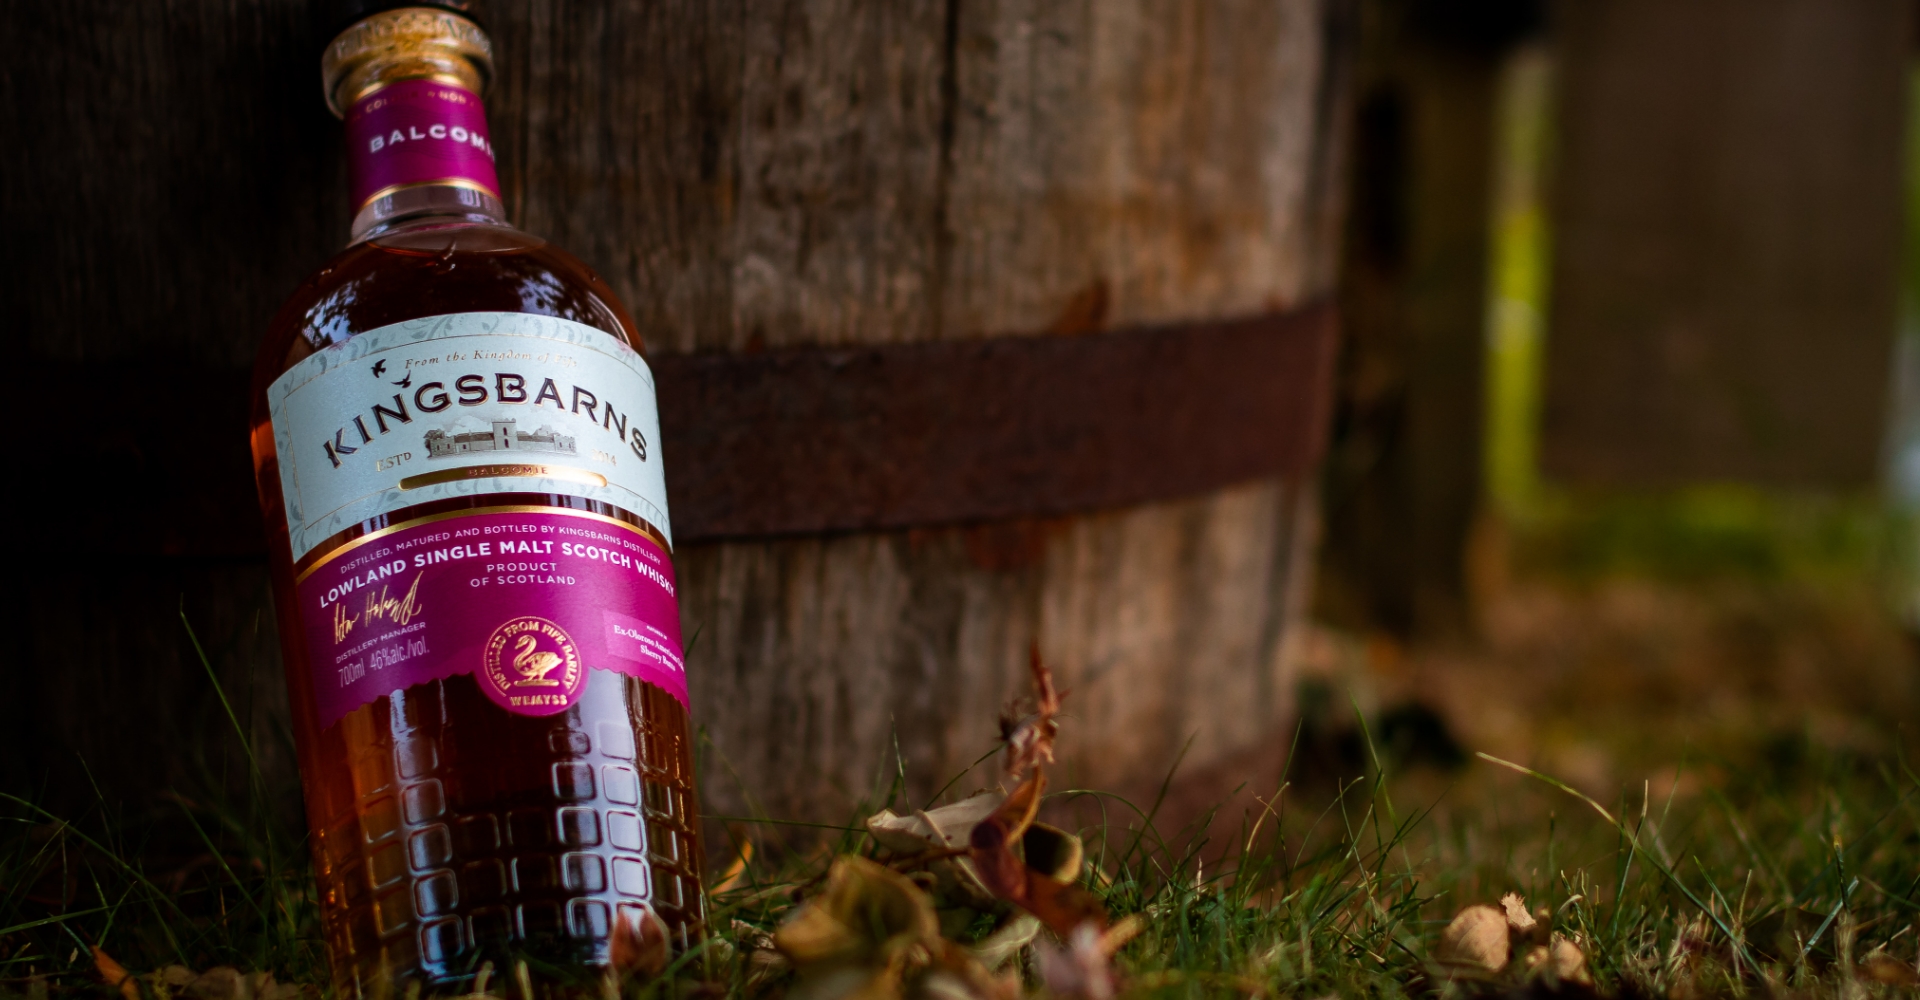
511,632,563,686
480,615,585,714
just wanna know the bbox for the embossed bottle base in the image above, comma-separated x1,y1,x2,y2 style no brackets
301,671,701,992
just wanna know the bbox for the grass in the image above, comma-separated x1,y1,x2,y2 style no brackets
4,495,1918,999
0,615,327,992
2,648,1915,1000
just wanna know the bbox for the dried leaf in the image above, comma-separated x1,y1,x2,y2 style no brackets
1859,954,1920,987
746,947,794,992
731,918,777,954
970,777,1046,880
867,794,1006,856
1500,893,1538,937
1019,822,1083,884
968,777,1044,902
966,849,1024,911
713,840,754,894
1001,646,1063,778
775,856,941,967
776,858,984,1000
868,793,1012,914
1548,935,1591,984
92,947,140,1000
971,914,1042,970
610,904,672,979
1098,916,1144,956
159,968,197,989
996,768,1044,840
1036,923,1117,1000
786,965,901,1000
1020,871,1107,938
1519,935,1589,984
187,968,248,1000
966,776,1107,937
1436,905,1509,974
918,970,983,1000
925,937,1024,1000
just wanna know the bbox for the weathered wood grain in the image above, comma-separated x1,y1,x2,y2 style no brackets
1315,1,1514,638
1544,0,1911,486
681,481,1320,819
3,0,1349,820
2,0,343,807
492,0,1348,817
1,2,348,367
939,0,1336,336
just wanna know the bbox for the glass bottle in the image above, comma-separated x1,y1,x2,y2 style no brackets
249,4,704,994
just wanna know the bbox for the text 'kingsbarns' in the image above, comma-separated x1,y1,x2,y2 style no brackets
322,371,648,468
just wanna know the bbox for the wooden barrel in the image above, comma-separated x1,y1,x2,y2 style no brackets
4,1,1350,822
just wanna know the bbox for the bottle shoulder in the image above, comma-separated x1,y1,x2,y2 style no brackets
255,220,643,391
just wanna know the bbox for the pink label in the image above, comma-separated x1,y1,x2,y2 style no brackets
296,508,687,726
344,78,501,210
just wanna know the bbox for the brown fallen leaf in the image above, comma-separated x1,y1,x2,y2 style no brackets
777,856,997,1000
970,914,1042,970
187,967,248,1000
92,947,140,1000
732,918,777,954
867,793,1006,913
734,918,792,992
1859,954,1920,987
1522,935,1591,985
1500,893,1538,937
1000,645,1062,779
775,856,941,968
747,947,794,992
967,774,1108,937
1549,935,1591,985
1033,920,1139,1000
968,776,1045,904
610,904,672,979
925,934,1024,1000
1036,924,1117,1000
868,794,1006,856
713,839,754,894
1436,905,1509,974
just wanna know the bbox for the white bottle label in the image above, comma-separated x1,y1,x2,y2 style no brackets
268,312,671,562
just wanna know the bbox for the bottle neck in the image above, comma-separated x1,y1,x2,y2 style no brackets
342,77,507,240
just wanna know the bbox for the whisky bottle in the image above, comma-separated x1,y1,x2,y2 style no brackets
249,4,703,992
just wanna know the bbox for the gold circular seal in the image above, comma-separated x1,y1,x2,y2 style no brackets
481,616,584,715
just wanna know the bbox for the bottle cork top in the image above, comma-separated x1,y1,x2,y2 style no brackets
321,6,493,119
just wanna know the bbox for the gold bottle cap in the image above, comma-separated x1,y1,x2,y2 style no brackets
321,7,493,119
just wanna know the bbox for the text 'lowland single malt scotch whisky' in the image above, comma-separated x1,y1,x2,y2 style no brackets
250,4,704,993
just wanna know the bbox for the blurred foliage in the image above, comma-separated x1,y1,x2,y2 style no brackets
1507,486,1896,586
1483,43,1553,519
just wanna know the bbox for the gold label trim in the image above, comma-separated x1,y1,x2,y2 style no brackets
399,464,608,492
295,505,669,585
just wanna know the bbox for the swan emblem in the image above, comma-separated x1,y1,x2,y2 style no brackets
482,616,581,706
512,634,563,687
